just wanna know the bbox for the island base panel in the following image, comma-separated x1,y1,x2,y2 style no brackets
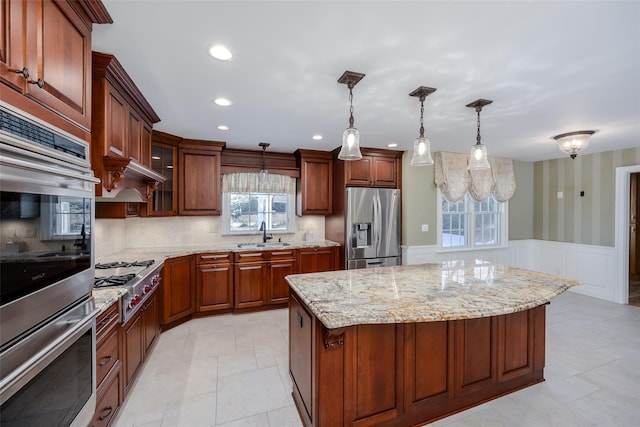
289,293,546,427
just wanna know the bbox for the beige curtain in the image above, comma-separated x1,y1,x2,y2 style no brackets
434,152,516,202
222,172,296,194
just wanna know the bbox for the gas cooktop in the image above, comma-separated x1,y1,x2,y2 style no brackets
93,259,155,288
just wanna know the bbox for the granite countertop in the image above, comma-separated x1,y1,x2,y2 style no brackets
286,260,580,329
92,240,339,313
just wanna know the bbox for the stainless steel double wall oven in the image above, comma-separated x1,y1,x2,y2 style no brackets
0,102,100,427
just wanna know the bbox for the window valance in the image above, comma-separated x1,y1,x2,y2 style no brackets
222,172,296,194
434,151,516,202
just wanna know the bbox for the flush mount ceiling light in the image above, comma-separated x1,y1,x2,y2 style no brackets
409,86,437,166
337,70,365,161
214,97,232,106
208,44,233,61
466,99,493,170
553,130,596,159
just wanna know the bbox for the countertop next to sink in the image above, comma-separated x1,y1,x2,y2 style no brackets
92,240,339,313
286,261,580,329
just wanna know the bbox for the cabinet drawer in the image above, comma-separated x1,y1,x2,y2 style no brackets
268,249,297,260
197,252,232,264
92,363,121,427
234,251,265,263
96,303,120,340
96,327,119,388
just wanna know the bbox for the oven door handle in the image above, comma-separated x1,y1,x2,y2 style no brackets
0,307,99,405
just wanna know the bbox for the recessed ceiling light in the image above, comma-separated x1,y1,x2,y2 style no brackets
208,44,233,61
214,98,232,106
312,134,323,140
217,125,230,131
387,143,398,148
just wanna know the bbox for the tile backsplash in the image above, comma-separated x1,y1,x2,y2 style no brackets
95,215,326,258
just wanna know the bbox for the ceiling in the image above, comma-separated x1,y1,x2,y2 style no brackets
92,1,640,162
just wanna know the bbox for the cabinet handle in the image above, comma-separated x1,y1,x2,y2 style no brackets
201,254,229,260
296,311,303,328
98,406,113,420
99,355,113,366
28,78,45,88
98,316,112,328
202,267,228,272
632,226,636,233
239,265,262,271
13,67,30,79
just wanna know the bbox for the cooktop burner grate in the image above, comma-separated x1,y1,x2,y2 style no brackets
94,274,136,288
95,260,155,269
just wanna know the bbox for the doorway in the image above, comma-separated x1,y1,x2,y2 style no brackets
629,173,640,307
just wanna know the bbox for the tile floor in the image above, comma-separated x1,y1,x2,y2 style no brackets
111,291,640,427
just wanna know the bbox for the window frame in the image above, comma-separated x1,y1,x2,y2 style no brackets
221,191,296,236
436,189,509,252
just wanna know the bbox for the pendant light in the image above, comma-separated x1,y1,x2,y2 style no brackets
258,142,270,190
409,86,436,166
553,130,596,159
337,70,365,160
466,99,493,170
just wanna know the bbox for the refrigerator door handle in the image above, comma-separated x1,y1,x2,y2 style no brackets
374,191,382,253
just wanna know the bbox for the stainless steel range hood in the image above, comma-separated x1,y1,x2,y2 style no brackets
95,157,166,203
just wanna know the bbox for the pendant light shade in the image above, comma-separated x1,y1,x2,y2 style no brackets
337,71,365,161
258,142,270,190
466,99,492,170
553,130,596,159
409,86,436,166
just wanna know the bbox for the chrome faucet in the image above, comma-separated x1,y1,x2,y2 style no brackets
259,221,273,243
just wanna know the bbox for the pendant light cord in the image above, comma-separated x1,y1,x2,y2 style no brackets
475,106,482,145
419,97,425,138
348,83,355,128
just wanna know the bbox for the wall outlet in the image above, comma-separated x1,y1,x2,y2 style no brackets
557,191,563,199
421,224,429,232
209,224,218,233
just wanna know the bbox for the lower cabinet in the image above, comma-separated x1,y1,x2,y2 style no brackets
267,249,297,305
92,302,122,427
234,251,266,309
161,255,196,325
123,290,159,394
197,252,233,312
298,246,338,274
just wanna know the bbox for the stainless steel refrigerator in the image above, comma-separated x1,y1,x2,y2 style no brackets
345,187,401,269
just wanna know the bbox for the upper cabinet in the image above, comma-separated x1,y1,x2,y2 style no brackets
91,52,164,200
179,139,225,216
334,147,403,189
147,131,181,216
295,149,333,216
0,0,112,141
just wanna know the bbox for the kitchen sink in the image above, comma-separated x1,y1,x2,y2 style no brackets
236,242,291,249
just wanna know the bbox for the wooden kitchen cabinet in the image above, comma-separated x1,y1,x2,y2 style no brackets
179,139,225,216
266,249,297,305
333,147,402,188
197,252,234,312
297,246,338,274
147,131,181,216
92,301,122,427
161,255,196,326
122,288,159,395
234,251,266,309
295,149,333,215
0,0,111,140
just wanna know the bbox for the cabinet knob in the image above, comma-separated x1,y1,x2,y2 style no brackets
28,78,45,89
13,67,30,79
99,355,113,366
98,406,113,420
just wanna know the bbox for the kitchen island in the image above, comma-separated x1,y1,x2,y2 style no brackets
285,261,579,427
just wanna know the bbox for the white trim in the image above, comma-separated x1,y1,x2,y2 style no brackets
403,239,619,303
614,165,640,304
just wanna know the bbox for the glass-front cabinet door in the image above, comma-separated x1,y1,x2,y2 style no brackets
148,139,178,216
